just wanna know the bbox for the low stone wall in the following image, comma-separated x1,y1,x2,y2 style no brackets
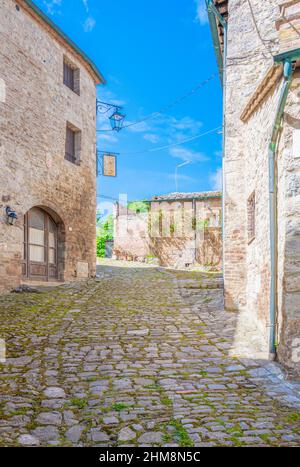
113,198,222,270
113,213,150,262
149,228,222,269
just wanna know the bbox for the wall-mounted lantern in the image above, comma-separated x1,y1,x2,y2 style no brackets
109,108,125,132
96,100,126,132
6,206,17,225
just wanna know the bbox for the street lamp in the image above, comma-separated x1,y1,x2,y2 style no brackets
109,108,125,132
96,100,126,132
175,160,191,192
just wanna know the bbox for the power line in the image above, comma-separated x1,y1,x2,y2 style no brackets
121,125,222,156
97,72,218,132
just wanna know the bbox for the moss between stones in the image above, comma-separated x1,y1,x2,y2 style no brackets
70,398,89,409
162,419,194,447
111,402,133,412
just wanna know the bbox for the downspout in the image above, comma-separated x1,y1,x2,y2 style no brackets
193,198,197,263
268,59,293,357
206,0,228,278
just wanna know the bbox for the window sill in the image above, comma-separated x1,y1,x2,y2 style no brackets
63,84,80,96
65,155,80,166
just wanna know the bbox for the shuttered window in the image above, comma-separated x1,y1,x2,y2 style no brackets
65,126,76,163
63,58,80,94
64,61,74,90
65,123,81,165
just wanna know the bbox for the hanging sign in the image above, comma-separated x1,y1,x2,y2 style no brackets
103,153,117,177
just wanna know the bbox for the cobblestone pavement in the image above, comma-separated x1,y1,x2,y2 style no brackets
0,260,300,447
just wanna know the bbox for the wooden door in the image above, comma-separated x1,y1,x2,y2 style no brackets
22,208,58,281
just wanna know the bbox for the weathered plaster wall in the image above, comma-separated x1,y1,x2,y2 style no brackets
0,0,98,292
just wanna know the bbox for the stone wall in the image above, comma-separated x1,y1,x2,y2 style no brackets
113,197,222,269
113,211,150,261
277,66,300,376
224,0,279,314
0,0,99,292
150,198,222,269
223,0,300,376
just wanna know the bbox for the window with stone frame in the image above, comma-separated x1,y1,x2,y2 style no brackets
247,191,256,243
63,57,80,95
65,123,81,165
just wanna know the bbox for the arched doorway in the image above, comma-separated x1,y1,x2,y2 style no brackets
22,207,60,281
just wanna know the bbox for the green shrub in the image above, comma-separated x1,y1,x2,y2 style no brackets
97,214,114,258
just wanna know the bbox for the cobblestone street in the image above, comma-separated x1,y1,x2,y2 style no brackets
0,260,300,447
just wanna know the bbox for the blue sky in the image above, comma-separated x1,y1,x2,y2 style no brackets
37,0,222,212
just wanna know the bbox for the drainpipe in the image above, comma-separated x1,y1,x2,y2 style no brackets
206,0,228,278
268,59,293,357
193,198,197,263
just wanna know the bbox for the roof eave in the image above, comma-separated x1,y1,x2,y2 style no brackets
22,0,106,85
206,1,224,84
274,48,300,63
151,195,222,203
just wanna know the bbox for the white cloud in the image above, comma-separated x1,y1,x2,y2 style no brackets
167,173,195,182
169,146,208,163
124,168,196,184
194,0,208,26
143,133,160,144
97,88,126,108
82,0,89,12
209,167,222,190
81,1,96,32
43,0,62,15
170,116,203,132
126,114,204,147
215,149,223,158
83,16,96,32
158,115,204,144
126,121,152,133
121,111,203,140
97,132,118,144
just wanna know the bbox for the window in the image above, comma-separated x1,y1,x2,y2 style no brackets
65,123,81,164
63,58,80,94
247,191,255,243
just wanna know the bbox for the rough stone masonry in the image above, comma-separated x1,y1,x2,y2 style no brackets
208,0,300,377
0,0,104,292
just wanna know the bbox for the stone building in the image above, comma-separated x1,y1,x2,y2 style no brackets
113,203,150,263
113,192,222,269
207,1,300,377
0,0,104,292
